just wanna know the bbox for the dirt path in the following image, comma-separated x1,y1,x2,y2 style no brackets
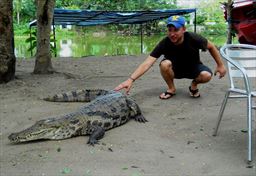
0,53,255,176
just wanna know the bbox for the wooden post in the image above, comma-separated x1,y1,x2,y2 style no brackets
194,10,197,33
30,26,33,57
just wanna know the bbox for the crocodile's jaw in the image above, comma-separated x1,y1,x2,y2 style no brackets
8,127,58,143
8,119,74,143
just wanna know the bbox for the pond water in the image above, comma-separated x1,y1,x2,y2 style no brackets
14,32,226,58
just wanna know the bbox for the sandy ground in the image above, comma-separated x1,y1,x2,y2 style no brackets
0,53,255,176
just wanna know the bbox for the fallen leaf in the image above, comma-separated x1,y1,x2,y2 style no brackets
61,167,72,174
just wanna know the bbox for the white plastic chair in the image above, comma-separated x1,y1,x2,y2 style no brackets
213,44,256,163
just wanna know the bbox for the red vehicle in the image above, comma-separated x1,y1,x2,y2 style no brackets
223,0,256,45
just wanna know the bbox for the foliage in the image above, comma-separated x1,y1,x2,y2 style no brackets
190,0,227,37
196,15,207,25
201,23,227,36
56,0,88,9
13,0,22,24
86,0,177,11
13,0,36,23
55,0,177,11
14,23,30,35
23,28,57,56
196,0,226,25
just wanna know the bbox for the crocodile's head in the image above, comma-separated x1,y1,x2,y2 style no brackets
8,118,70,143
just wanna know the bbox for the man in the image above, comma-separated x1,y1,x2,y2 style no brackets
114,15,226,99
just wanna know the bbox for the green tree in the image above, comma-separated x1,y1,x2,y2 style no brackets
198,0,226,24
13,0,22,24
56,0,90,9
195,0,227,36
13,0,36,23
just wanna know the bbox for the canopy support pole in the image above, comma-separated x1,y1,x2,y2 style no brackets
29,26,33,57
194,10,197,33
140,23,143,54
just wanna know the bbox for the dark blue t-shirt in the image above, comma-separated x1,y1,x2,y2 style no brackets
150,32,208,70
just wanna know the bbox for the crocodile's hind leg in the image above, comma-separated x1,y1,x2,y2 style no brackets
43,89,111,102
86,125,105,145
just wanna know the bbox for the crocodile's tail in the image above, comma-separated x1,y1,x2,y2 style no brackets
43,89,111,102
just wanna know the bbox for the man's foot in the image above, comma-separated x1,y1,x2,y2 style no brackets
189,86,200,98
159,91,176,100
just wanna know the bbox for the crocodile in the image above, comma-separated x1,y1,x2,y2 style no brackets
8,89,147,145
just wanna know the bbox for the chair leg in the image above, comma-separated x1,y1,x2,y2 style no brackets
247,95,252,162
213,91,230,136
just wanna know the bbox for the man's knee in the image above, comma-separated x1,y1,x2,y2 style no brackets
199,71,212,82
159,60,172,71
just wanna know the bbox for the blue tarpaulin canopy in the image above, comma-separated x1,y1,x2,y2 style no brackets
29,8,196,26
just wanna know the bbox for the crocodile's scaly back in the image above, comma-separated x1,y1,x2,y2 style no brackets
43,89,111,102
9,90,147,145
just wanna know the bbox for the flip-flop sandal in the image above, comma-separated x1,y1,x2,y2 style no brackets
159,91,176,100
189,86,200,98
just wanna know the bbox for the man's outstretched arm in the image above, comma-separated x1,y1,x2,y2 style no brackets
114,55,157,94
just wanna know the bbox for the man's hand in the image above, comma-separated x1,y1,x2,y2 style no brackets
207,40,227,79
114,78,134,94
214,65,226,79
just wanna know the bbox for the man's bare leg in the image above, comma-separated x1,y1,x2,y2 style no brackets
159,60,176,99
190,71,212,97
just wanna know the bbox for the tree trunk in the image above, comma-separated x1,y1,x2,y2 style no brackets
226,0,233,44
0,0,16,83
34,0,55,74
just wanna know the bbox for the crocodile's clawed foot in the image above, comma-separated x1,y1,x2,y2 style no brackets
87,139,99,146
134,115,148,123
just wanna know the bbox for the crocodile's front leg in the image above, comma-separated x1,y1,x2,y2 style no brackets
87,125,105,145
126,98,148,123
